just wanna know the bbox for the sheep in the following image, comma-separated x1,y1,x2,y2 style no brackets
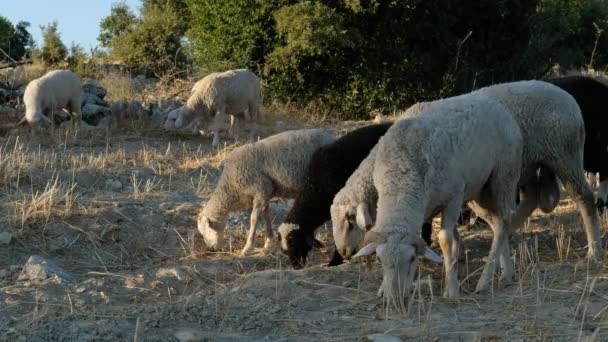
338,80,602,300
197,128,336,256
353,93,523,300
276,122,393,268
19,69,83,128
398,80,602,260
546,75,608,211
164,69,261,147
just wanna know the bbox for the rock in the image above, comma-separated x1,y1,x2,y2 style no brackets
17,255,73,283
82,83,107,99
174,328,205,342
81,92,108,107
0,231,14,245
82,103,111,121
105,179,123,192
367,334,402,342
110,100,151,121
156,267,186,281
0,269,8,279
168,191,200,203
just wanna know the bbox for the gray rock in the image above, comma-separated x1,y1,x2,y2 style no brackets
168,191,200,203
0,231,14,245
82,83,107,99
156,267,186,281
105,179,123,192
367,334,402,342
81,92,108,107
18,255,73,283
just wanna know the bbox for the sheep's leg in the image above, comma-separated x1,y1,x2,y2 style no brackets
211,110,225,148
69,98,82,128
510,180,539,232
472,209,507,293
438,196,462,298
241,196,268,256
555,165,604,260
228,114,236,136
262,205,275,251
248,102,260,142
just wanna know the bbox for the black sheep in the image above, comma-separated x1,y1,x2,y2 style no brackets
277,123,393,268
547,75,608,210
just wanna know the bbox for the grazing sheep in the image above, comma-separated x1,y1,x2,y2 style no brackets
403,80,602,260
20,69,83,127
546,75,608,210
277,123,392,268
353,94,523,300
164,69,261,147
197,128,336,256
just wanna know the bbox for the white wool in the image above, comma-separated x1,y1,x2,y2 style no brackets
164,69,261,146
197,128,336,255
23,69,83,126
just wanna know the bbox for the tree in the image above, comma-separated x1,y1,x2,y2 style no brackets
98,1,136,48
9,21,33,59
186,0,287,71
39,21,67,65
110,3,186,75
0,16,14,58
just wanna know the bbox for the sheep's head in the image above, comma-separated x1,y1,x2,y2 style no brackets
164,106,194,130
353,231,443,304
197,214,225,251
330,202,372,259
277,223,322,269
164,107,180,129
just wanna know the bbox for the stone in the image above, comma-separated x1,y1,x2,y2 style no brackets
17,255,73,283
0,231,14,245
367,334,402,342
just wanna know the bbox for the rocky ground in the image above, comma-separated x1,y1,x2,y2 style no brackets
0,115,607,342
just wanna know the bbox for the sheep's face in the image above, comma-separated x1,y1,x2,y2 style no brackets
197,215,225,251
331,204,369,259
353,236,443,303
164,108,181,129
278,223,322,269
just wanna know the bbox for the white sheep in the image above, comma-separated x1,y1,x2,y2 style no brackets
336,80,603,268
20,69,83,127
197,128,336,256
353,94,523,301
164,69,261,147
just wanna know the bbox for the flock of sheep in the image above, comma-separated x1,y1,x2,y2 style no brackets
17,67,608,305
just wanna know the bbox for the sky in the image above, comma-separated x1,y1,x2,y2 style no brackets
2,0,142,51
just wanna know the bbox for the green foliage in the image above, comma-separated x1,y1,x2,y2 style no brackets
38,21,67,66
186,0,288,71
0,17,33,60
98,1,136,48
528,0,608,71
67,43,98,79
109,3,186,76
98,0,608,118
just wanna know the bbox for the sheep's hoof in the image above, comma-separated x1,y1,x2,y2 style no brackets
263,238,276,251
443,288,460,298
240,244,254,256
586,246,604,262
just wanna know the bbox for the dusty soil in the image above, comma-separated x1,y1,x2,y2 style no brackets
0,117,607,342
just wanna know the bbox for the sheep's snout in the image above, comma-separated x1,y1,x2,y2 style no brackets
197,216,225,251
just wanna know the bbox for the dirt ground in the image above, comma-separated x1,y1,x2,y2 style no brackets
0,116,607,342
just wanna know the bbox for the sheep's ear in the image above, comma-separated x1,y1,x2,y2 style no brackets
204,217,224,231
356,202,373,230
352,243,377,258
421,246,443,263
306,235,323,248
413,238,443,263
